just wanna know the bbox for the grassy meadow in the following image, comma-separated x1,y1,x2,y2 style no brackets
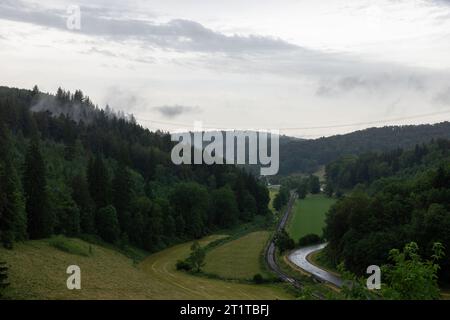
287,194,336,241
203,231,270,280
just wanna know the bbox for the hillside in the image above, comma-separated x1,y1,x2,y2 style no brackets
0,235,293,299
278,122,450,175
323,139,450,284
0,85,270,254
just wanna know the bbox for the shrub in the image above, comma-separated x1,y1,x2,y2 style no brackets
253,273,264,284
176,260,192,271
274,229,295,253
298,234,322,247
49,236,90,256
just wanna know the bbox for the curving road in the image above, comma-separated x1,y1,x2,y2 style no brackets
288,243,343,288
265,191,343,292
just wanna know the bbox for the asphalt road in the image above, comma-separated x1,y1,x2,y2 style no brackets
265,192,303,288
288,243,343,288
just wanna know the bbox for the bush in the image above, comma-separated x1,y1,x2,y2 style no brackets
252,273,264,284
274,229,295,253
49,236,90,256
298,234,322,247
176,260,192,271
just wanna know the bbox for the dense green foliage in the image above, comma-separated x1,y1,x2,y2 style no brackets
297,234,321,247
340,242,444,300
0,85,270,252
188,241,206,272
323,140,450,284
175,240,207,273
325,139,450,192
274,229,295,253
308,175,321,194
273,186,289,211
382,242,444,299
0,125,26,248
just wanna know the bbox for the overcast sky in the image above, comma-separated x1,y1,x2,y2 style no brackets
1,0,450,137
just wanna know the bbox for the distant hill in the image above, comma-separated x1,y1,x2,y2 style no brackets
278,122,450,175
176,124,450,177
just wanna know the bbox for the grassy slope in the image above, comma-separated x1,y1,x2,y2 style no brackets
287,194,336,241
203,231,270,280
0,235,293,300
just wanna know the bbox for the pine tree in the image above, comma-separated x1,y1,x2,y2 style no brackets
96,205,120,243
112,162,133,232
71,174,95,234
87,155,110,209
31,85,40,96
0,125,27,248
23,137,51,239
309,174,321,194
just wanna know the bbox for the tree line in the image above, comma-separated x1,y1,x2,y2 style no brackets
325,138,450,192
277,122,450,175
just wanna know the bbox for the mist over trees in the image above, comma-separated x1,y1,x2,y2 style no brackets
0,85,270,252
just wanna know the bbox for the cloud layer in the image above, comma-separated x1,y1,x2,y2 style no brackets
1,0,450,137
0,1,297,54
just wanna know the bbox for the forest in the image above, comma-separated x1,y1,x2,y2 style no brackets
0,85,271,252
278,122,450,175
322,139,450,284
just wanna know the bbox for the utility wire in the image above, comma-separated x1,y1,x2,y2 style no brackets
134,109,450,132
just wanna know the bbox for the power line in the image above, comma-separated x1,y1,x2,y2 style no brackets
134,108,450,132
278,109,450,131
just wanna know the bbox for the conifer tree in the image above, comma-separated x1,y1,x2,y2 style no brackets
0,125,27,247
87,155,110,209
23,136,51,239
112,162,133,232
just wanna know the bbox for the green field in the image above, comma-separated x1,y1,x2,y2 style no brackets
0,235,293,299
268,188,279,212
203,231,270,280
287,194,336,241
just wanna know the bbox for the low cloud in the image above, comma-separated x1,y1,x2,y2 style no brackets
153,105,201,118
315,73,427,97
103,86,147,113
